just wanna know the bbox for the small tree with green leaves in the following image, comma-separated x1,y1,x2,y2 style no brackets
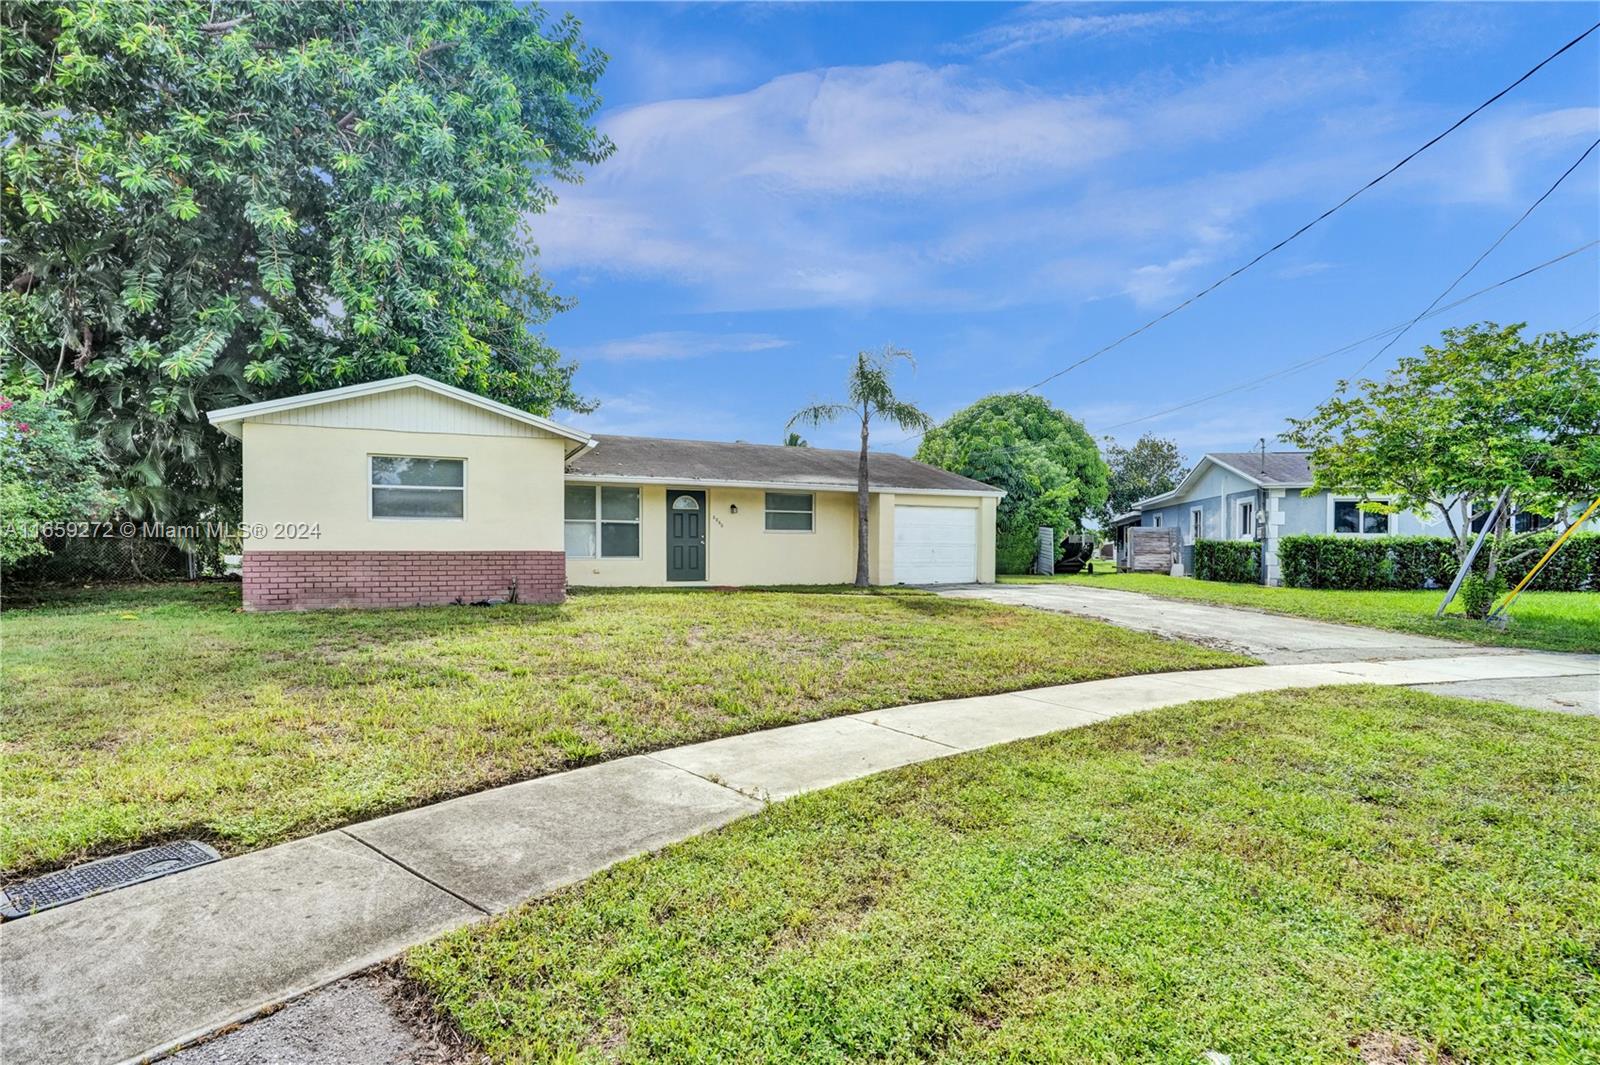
789,346,932,587
1099,433,1187,529
1283,322,1600,610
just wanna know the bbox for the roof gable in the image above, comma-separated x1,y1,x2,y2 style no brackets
1131,451,1314,510
207,375,591,444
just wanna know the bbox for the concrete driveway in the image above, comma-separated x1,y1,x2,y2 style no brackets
937,582,1598,716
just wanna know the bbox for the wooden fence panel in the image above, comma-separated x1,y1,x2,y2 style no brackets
1127,527,1178,573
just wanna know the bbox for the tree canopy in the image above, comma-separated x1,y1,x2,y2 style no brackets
917,393,1107,573
0,0,612,520
1100,433,1188,526
1283,321,1600,579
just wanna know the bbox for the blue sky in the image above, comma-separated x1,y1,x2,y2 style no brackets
531,2,1600,460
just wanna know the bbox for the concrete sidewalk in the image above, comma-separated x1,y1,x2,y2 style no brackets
3,651,1596,1065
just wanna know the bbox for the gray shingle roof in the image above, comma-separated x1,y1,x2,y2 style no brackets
1207,451,1314,486
567,435,1001,495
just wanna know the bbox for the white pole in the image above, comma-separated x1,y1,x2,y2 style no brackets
1435,488,1508,617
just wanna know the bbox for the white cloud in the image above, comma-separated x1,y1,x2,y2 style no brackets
1401,106,1600,205
962,6,1204,60
525,35,1524,314
579,331,790,361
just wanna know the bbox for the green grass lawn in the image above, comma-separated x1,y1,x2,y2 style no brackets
1000,572,1600,653
0,583,1248,875
409,687,1600,1064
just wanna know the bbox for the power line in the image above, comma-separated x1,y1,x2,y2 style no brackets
908,242,1595,463
1096,241,1599,435
1329,136,1599,389
1017,20,1600,395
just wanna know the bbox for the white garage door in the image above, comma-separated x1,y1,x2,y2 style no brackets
893,505,978,584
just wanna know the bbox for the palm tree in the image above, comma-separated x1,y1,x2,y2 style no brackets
789,345,932,587
783,431,808,447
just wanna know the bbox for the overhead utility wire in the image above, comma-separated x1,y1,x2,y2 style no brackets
917,243,1596,465
1017,21,1600,396
1328,135,1599,391
1096,241,1599,434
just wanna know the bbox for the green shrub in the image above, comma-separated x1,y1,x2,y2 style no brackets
1458,573,1506,618
996,523,1042,575
1278,532,1599,592
1193,540,1259,583
1277,535,1455,590
1,389,117,567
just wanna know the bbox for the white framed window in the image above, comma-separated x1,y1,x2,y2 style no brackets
565,485,641,558
1190,506,1204,544
370,456,464,520
1151,513,1162,528
764,491,814,532
1235,499,1255,540
1332,498,1391,536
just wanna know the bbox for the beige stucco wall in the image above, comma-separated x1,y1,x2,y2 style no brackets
565,485,860,587
241,421,567,551
567,484,996,587
882,493,998,584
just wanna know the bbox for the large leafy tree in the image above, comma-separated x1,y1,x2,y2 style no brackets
917,393,1108,574
790,346,932,588
1099,433,1187,527
1283,322,1600,583
0,1,612,520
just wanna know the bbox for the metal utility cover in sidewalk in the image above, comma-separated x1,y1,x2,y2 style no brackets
1,841,221,920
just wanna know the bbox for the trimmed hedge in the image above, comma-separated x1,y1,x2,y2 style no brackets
1193,540,1259,583
1278,532,1599,592
1278,536,1455,591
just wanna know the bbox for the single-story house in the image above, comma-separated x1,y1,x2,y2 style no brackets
1122,450,1577,585
207,375,1001,610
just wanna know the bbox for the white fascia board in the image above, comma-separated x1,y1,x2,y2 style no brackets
206,374,592,444
562,472,1005,499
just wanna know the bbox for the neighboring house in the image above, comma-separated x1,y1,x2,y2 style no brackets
208,375,1001,611
1123,450,1579,586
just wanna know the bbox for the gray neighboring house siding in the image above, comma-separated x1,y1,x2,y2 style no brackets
1130,451,1457,585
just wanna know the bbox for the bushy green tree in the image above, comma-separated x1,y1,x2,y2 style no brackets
0,1,612,520
1283,322,1600,598
1100,433,1187,527
1,388,119,566
917,393,1108,574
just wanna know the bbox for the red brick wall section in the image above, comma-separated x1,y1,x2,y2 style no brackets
242,551,566,611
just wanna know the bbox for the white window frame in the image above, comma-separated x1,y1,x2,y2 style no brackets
1151,513,1162,528
1329,495,1394,537
565,484,642,559
763,491,815,534
1189,506,1204,545
1235,499,1255,541
369,455,465,521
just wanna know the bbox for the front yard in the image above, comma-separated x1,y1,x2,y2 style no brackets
411,686,1600,1064
0,583,1246,875
1001,572,1600,653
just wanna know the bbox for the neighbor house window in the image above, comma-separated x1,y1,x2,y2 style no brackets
370,456,464,519
1151,513,1162,528
1190,507,1204,544
1236,500,1255,540
764,492,814,532
565,485,641,558
1333,499,1390,535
